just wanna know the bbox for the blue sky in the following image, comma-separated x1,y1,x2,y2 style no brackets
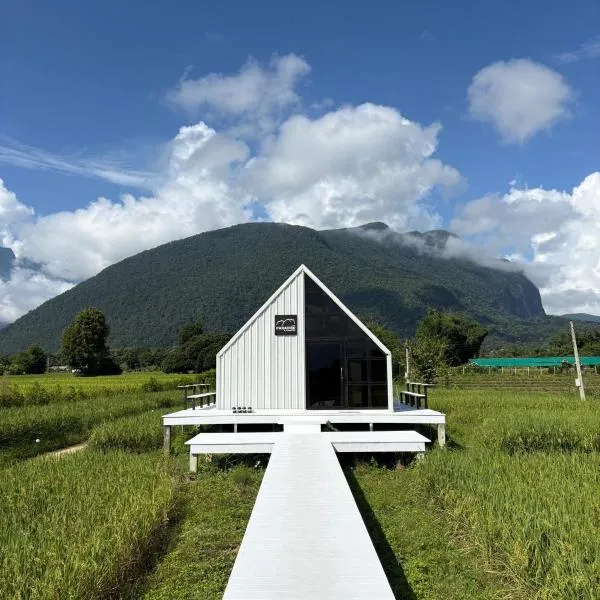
1,0,599,321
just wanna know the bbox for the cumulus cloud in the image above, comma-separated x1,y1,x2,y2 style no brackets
452,173,600,314
13,124,251,281
166,54,311,137
467,59,574,143
246,103,463,230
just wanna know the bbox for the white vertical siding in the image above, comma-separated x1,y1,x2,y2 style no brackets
217,272,305,410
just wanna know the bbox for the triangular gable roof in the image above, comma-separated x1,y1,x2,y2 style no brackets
217,265,391,358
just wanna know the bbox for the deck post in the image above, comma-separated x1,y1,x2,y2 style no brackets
163,425,172,455
437,423,446,448
189,453,198,473
369,423,373,432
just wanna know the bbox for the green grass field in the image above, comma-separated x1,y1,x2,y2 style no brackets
0,371,213,407
1,378,599,599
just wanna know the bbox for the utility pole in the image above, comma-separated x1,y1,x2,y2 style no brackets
570,321,586,401
405,347,410,383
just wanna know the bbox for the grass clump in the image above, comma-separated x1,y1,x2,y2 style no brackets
0,450,175,599
89,409,165,453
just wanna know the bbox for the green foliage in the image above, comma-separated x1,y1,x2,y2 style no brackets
9,343,47,374
178,322,204,345
0,222,564,355
0,450,174,599
409,335,447,383
416,309,488,366
62,308,121,375
548,327,600,356
163,332,231,374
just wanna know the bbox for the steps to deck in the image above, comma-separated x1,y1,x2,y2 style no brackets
186,429,430,455
223,434,395,600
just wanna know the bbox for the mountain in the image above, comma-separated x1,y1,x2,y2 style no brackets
0,222,562,354
562,313,600,323
0,247,15,281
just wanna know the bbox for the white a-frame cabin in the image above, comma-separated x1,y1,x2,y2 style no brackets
162,265,445,464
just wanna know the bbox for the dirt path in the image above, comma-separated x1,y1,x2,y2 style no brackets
45,443,88,458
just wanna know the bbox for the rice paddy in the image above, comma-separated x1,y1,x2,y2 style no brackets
1,374,599,599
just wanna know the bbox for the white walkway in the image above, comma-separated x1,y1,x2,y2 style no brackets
223,433,395,600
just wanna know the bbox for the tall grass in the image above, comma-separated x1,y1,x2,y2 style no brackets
420,450,600,599
140,465,263,599
353,389,600,600
89,409,166,453
0,391,181,464
0,450,175,600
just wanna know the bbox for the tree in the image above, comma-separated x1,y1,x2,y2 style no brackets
409,336,447,383
62,308,120,375
163,325,231,374
178,322,204,345
416,309,487,366
11,343,47,374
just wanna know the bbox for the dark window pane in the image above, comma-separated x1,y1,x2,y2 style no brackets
371,385,388,408
348,359,367,382
369,347,385,358
348,385,369,408
371,359,387,383
307,343,341,410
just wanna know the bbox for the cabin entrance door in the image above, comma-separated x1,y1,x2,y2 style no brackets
306,342,343,410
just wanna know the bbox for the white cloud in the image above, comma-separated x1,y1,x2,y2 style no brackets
0,137,154,189
0,268,73,325
166,54,311,137
452,173,600,314
467,59,574,143
554,35,600,64
14,123,251,281
246,103,463,230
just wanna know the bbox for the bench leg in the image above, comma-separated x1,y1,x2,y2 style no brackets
190,453,198,473
163,425,171,455
437,423,446,448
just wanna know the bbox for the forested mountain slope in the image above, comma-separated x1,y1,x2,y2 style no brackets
0,222,562,353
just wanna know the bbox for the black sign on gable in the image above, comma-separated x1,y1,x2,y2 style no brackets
275,315,297,336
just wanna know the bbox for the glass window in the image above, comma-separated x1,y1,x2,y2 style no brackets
371,385,388,408
371,359,387,383
305,273,389,410
348,385,369,408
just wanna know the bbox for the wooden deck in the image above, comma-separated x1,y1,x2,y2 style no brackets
223,433,395,599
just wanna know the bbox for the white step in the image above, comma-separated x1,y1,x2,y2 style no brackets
186,430,429,454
